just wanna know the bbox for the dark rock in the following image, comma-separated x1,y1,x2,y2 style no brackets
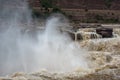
96,28,113,38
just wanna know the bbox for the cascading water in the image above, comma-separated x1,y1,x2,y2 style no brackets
33,17,89,72
0,0,89,76
0,0,120,80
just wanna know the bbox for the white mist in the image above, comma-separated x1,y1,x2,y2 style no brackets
0,0,89,76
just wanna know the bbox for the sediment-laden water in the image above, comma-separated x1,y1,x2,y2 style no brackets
1,34,119,80
0,0,120,80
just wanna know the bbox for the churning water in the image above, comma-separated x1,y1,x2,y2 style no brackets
0,0,89,76
0,0,120,80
